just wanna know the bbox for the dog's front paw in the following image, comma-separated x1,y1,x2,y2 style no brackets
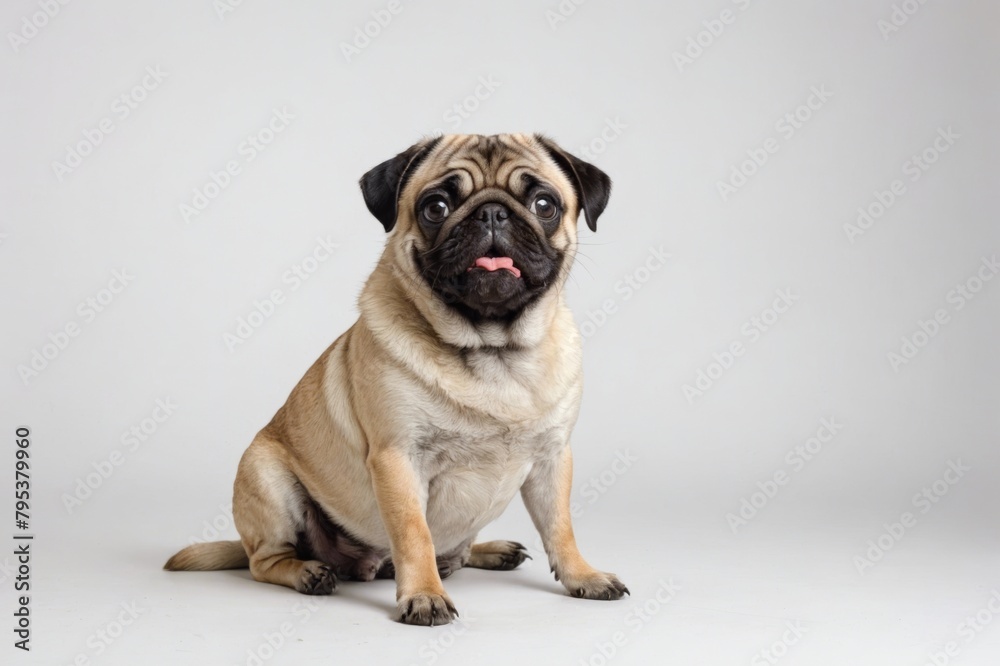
397,591,458,626
559,570,629,601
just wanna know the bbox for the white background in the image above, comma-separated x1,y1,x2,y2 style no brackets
2,1,998,664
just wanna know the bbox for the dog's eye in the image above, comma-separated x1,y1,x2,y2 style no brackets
422,198,449,223
531,196,558,221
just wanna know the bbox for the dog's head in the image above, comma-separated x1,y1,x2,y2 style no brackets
360,134,611,321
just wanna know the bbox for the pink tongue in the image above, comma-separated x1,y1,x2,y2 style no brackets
473,256,521,278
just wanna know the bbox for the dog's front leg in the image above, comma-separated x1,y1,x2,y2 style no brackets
521,444,629,600
367,447,457,625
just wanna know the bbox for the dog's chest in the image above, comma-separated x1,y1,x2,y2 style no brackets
403,343,579,550
413,420,563,550
415,419,563,472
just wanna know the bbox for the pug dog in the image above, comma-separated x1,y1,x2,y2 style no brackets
165,133,628,626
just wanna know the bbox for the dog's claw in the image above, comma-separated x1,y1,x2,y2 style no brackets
397,592,458,626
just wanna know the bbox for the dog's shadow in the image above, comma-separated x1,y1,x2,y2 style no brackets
501,575,561,595
455,567,563,596
203,566,560,619
212,569,398,616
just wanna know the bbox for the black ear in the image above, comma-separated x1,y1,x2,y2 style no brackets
536,135,612,232
359,137,440,232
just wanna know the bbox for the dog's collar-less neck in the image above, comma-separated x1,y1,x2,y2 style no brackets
368,245,561,351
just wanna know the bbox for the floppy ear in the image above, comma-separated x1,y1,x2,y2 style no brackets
536,135,612,232
359,137,440,232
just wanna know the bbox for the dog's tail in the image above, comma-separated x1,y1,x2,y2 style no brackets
164,540,249,571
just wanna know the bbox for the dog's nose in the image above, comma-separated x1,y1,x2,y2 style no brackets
474,203,510,227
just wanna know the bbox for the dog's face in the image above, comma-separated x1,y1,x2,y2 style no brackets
360,134,611,321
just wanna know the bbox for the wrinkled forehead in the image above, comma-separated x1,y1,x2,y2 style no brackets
406,134,575,201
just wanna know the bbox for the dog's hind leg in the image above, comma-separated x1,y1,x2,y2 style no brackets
234,433,338,595
466,541,531,571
